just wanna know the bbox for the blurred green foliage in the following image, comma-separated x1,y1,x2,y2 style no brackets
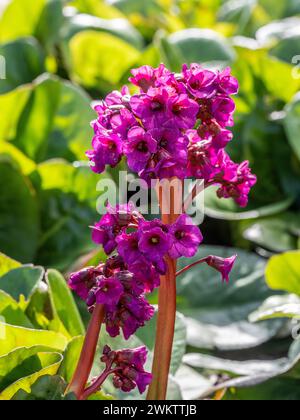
0,0,300,401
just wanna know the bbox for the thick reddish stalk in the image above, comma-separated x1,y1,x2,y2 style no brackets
147,180,182,400
67,304,105,399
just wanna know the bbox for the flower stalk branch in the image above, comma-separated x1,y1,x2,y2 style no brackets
67,304,105,399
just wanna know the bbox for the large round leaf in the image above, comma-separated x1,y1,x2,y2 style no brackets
62,12,143,49
0,0,63,49
46,269,85,337
266,251,300,296
0,158,39,263
68,30,140,88
177,246,283,351
168,29,236,65
0,253,20,277
30,159,106,269
0,74,95,163
0,266,44,301
0,37,45,94
243,213,300,252
0,323,67,357
284,93,300,163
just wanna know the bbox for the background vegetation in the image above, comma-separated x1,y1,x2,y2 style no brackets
0,0,300,400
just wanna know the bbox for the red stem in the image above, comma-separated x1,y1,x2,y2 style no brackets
67,304,105,399
176,258,207,278
147,180,181,400
79,367,119,401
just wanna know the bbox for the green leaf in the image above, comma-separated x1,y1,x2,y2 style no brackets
0,323,68,357
0,141,36,175
0,158,40,263
270,35,300,63
68,30,140,88
11,375,72,401
0,290,33,328
3,74,95,163
284,93,300,163
259,56,300,103
205,188,293,221
62,12,144,50
183,352,287,378
168,29,235,65
177,246,283,351
0,37,45,94
0,353,63,400
243,214,300,252
250,294,300,322
0,0,47,42
201,344,300,400
31,160,106,270
0,253,20,277
175,365,212,401
46,269,85,337
0,266,44,301
0,346,60,392
58,336,84,383
266,251,300,296
0,0,63,49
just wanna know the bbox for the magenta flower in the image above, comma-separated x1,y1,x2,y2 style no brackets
116,232,143,266
86,133,123,174
217,67,239,95
205,255,237,283
105,293,155,340
95,277,124,307
211,96,235,128
138,220,172,264
169,215,203,259
91,213,119,255
187,130,222,181
182,63,217,99
101,346,152,394
129,65,156,92
130,87,170,130
68,266,103,301
168,93,199,129
124,126,157,173
110,108,137,140
216,156,257,207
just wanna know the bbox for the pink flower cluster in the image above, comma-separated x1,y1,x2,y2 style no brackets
86,64,256,207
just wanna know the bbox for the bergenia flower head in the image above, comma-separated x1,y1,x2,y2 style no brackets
86,63,256,207
101,345,152,394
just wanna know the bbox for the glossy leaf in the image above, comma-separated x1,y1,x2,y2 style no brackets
0,158,39,263
266,251,300,296
0,323,68,357
177,246,283,350
0,38,45,94
46,269,85,337
0,266,44,301
0,253,20,277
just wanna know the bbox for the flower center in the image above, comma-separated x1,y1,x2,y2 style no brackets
136,141,149,153
151,100,163,111
150,236,160,245
160,138,168,148
108,141,117,151
175,230,185,240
